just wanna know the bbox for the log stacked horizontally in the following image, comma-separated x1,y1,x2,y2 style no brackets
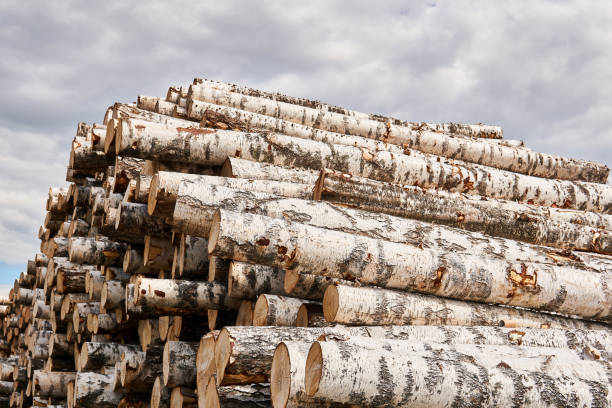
1,77,611,408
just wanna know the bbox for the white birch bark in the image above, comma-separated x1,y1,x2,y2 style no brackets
188,84,608,183
101,280,125,310
221,158,319,184
74,372,123,408
151,171,312,218
178,235,208,278
68,237,126,266
144,236,174,271
305,340,612,407
209,210,612,322
253,294,319,327
190,79,502,139
120,344,163,392
137,95,161,111
134,277,238,314
72,301,99,333
323,285,608,330
163,341,198,388
317,169,612,253
203,377,272,408
227,262,285,300
79,342,140,371
115,202,168,237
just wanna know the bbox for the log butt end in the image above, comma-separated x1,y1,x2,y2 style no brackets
322,285,339,323
214,328,232,386
270,342,290,408
304,342,323,397
204,376,220,408
252,295,269,326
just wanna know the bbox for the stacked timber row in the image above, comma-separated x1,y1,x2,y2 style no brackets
1,77,612,408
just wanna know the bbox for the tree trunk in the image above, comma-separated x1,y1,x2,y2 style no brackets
163,341,198,388
49,334,71,358
70,137,113,174
227,262,285,300
295,303,326,328
188,84,608,183
134,277,239,314
221,157,318,185
32,301,50,319
316,169,612,254
253,295,319,327
59,293,89,320
189,79,502,139
79,342,140,371
32,371,75,398
86,270,105,300
209,210,612,322
203,377,271,408
137,95,162,111
74,372,123,408
152,171,312,218
91,313,120,334
304,340,612,407
68,237,126,266
121,345,163,393
136,175,153,204
323,285,608,330
123,248,157,276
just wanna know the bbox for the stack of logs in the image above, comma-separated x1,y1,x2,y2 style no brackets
2,77,612,408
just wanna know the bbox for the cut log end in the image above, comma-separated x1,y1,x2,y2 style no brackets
219,158,235,179
304,342,323,397
312,169,327,201
214,328,232,386
322,285,339,322
208,211,221,256
283,270,300,295
271,342,290,408
204,377,220,408
252,295,269,326
148,173,160,216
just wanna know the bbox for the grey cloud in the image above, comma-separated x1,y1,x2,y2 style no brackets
0,0,610,269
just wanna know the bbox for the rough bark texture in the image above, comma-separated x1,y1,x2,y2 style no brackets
253,295,319,327
283,272,356,302
203,377,271,408
317,169,612,253
115,202,168,237
178,235,209,278
323,285,608,330
221,158,318,185
163,341,198,388
121,345,163,392
79,342,140,371
227,262,285,300
190,79,503,139
74,372,123,408
188,84,608,183
305,340,612,407
153,171,312,218
209,210,612,322
32,371,75,398
68,237,126,266
134,277,236,314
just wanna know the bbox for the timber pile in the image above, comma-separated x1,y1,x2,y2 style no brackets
1,77,612,408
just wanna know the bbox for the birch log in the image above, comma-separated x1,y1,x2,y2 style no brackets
123,248,157,276
144,235,174,271
209,210,612,322
323,285,607,330
188,84,608,183
283,272,356,302
32,371,75,398
195,332,218,402
56,269,86,294
163,341,198,388
221,158,319,184
253,295,319,327
203,378,272,408
190,79,503,139
304,340,612,407
113,156,145,193
68,237,126,266
150,171,312,218
74,372,123,408
227,262,285,300
134,277,238,314
316,169,612,253
79,342,140,371
101,280,125,310
151,376,171,408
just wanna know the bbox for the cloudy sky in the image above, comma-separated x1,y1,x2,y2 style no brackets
0,0,610,289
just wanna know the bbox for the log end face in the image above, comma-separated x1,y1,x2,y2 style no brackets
322,285,339,323
271,342,291,408
252,295,269,326
214,328,232,386
296,304,309,327
147,174,160,216
304,342,323,397
204,376,220,408
283,270,300,295
207,211,222,256
162,341,171,386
